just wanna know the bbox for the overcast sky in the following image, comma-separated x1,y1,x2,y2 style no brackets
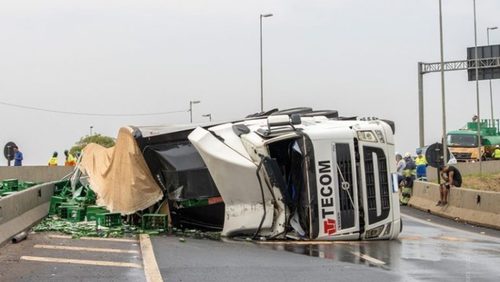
1,0,500,165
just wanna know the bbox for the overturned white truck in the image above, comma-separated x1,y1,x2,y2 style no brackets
133,108,401,240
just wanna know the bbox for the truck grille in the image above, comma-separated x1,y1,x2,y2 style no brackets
336,143,355,229
363,147,390,225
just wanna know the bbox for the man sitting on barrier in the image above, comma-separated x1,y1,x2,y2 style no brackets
437,165,462,206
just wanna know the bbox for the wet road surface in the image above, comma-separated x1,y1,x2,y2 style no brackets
152,206,500,281
1,206,499,281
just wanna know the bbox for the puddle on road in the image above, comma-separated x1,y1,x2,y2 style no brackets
254,240,397,270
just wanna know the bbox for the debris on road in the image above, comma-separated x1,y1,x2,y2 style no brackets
33,179,222,240
0,178,38,197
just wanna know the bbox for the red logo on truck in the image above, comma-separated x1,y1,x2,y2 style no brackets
323,218,336,235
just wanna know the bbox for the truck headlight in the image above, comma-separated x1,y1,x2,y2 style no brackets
375,130,385,143
365,225,384,239
357,130,377,142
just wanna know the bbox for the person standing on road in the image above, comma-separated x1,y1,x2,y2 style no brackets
402,152,416,188
437,165,462,206
415,149,428,180
396,153,406,184
48,151,58,166
491,145,500,160
13,146,23,166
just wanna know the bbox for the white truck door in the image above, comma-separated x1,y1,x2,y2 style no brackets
188,127,274,237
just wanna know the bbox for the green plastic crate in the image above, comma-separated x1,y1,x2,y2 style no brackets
86,206,109,221
68,206,86,222
2,179,19,191
142,214,168,231
96,213,122,228
49,196,67,215
54,180,71,195
19,181,37,190
0,191,16,197
57,204,79,219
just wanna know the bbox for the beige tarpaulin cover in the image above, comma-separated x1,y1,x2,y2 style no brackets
78,127,163,215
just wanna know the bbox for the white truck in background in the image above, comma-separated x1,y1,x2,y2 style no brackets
134,108,401,240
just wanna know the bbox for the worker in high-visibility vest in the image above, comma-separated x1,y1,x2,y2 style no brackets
492,145,500,160
400,152,416,205
64,150,76,166
48,151,58,166
415,148,428,180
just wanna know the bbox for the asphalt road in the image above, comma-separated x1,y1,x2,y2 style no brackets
0,234,145,282
151,206,500,281
1,207,499,281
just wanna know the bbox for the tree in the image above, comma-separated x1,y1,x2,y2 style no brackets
70,134,116,156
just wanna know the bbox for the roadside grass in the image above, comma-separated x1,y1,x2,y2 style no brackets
461,172,500,192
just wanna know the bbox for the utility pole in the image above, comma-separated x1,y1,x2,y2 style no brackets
438,0,448,164
473,0,482,174
487,26,498,128
260,13,273,112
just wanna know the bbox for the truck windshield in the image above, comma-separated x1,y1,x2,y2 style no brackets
267,136,312,237
447,134,478,147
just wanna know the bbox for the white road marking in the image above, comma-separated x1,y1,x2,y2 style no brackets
34,244,139,254
21,256,142,268
48,234,138,243
140,234,164,282
351,251,386,266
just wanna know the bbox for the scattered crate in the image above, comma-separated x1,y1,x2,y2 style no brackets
0,191,15,197
86,206,109,221
96,213,122,228
57,204,79,219
2,179,19,191
142,214,168,232
18,181,37,190
68,206,86,222
49,196,67,215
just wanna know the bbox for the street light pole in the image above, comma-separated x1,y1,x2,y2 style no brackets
260,13,273,112
473,0,482,173
202,114,212,122
487,26,498,128
438,0,448,164
90,126,93,136
189,100,201,123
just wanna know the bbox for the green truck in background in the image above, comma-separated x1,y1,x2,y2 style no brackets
447,119,500,161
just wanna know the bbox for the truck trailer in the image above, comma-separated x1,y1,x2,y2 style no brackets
132,108,401,240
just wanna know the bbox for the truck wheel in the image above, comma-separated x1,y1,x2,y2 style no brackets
400,219,403,233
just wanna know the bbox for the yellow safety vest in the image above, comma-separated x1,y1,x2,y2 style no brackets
48,157,58,166
415,156,427,166
65,154,76,166
493,149,500,159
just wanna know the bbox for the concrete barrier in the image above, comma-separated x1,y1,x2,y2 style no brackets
0,182,55,245
0,166,74,183
408,181,500,230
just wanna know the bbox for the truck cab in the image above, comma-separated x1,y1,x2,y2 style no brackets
134,109,401,240
447,121,500,161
